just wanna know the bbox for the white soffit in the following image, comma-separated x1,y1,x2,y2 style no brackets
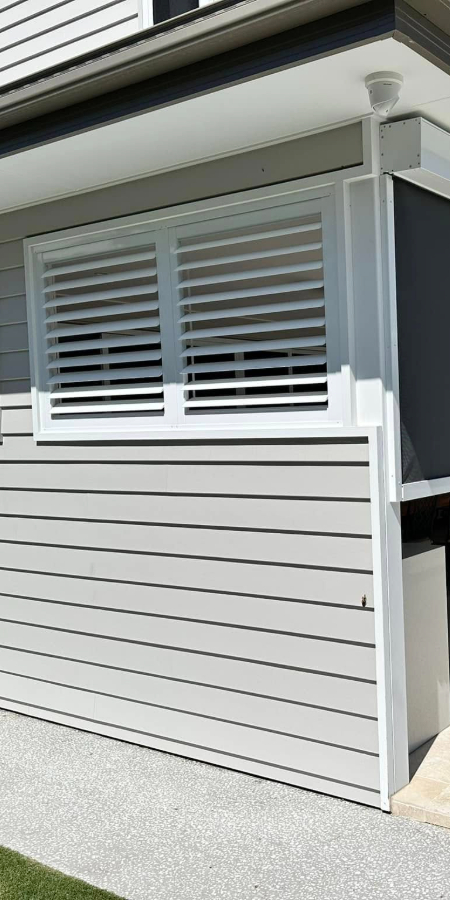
2,37,450,212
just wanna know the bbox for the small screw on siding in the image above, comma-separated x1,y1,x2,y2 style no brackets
361,595,367,608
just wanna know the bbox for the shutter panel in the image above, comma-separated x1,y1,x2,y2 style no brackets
173,209,328,415
41,233,164,421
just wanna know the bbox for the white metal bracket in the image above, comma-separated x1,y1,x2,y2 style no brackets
380,117,450,200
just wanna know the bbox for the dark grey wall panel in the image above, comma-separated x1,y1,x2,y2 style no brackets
394,178,450,483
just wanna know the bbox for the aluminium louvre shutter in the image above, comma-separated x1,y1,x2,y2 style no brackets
26,195,334,438
38,231,164,425
172,205,328,417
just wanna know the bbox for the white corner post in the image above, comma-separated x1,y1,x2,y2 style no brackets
369,427,409,809
377,171,409,803
344,124,410,806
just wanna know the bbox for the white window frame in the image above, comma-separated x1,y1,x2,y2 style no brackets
24,181,344,442
139,0,215,27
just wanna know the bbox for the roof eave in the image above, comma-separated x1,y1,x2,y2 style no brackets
0,0,373,128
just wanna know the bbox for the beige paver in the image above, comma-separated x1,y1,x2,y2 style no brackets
392,727,450,828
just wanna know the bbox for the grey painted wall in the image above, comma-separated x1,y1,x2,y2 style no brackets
0,125,379,806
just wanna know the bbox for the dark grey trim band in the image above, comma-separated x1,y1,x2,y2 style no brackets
395,0,450,74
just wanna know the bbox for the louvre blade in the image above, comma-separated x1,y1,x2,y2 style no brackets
179,297,325,324
47,364,162,386
47,348,160,370
180,335,326,358
45,300,159,324
43,250,156,279
181,316,326,342
177,281,324,307
47,315,160,339
185,393,328,408
176,241,323,271
178,221,321,253
43,267,157,294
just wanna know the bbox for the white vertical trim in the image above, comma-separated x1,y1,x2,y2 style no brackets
139,0,153,28
348,176,385,427
369,427,409,808
334,180,355,426
374,168,409,801
362,115,381,180
154,227,179,426
369,427,391,809
384,495,409,798
379,174,402,503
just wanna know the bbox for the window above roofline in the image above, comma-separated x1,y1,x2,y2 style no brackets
24,179,347,442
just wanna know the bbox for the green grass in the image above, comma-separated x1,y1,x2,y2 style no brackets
0,846,124,899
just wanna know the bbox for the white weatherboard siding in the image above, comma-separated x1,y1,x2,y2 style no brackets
0,0,140,87
0,429,378,805
0,138,379,806
0,327,378,804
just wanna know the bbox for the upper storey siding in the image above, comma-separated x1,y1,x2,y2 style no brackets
0,0,218,89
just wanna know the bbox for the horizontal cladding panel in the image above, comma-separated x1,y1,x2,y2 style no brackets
0,19,138,86
0,432,369,463
0,620,377,717
0,384,31,406
0,268,25,297
0,671,379,790
0,0,133,37
0,296,27,325
0,516,373,571
0,462,370,498
0,694,379,806
0,568,374,643
0,352,29,381
0,323,28,353
0,542,374,607
0,648,378,752
0,3,138,68
0,596,375,679
0,0,114,20
0,488,372,535
0,244,24,270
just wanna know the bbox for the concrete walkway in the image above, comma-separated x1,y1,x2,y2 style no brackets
1,711,450,900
